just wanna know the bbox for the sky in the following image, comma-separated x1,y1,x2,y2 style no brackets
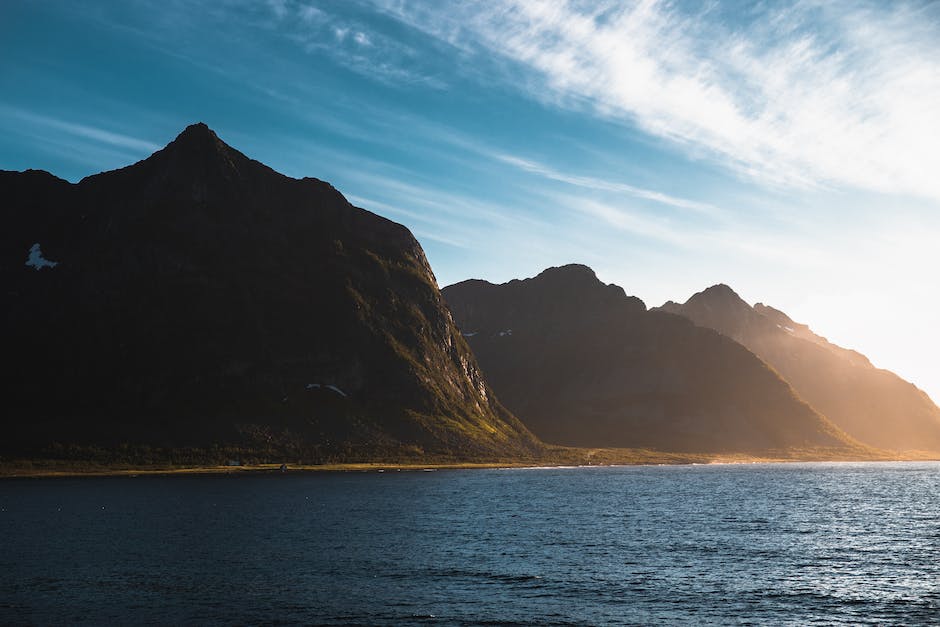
2,0,940,400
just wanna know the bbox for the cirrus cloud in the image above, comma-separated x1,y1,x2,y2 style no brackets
372,0,940,201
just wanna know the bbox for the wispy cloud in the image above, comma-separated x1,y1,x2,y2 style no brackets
0,106,162,177
283,96,731,221
372,0,940,201
345,193,474,249
562,193,832,268
262,1,448,89
573,197,684,245
494,153,726,219
2,107,161,154
336,167,543,232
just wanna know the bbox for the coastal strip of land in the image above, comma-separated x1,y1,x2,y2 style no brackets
3,446,933,479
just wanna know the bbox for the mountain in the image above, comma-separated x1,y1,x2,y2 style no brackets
0,123,540,461
442,265,861,454
658,285,940,452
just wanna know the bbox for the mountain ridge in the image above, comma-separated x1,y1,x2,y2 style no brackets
658,285,940,452
1,123,541,462
443,265,864,454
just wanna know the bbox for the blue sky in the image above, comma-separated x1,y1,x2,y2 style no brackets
3,0,940,400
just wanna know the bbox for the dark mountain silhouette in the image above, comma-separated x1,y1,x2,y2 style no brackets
1,123,539,461
443,265,862,454
658,285,940,452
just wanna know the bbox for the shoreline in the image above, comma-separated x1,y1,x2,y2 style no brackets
0,461,538,479
3,449,937,479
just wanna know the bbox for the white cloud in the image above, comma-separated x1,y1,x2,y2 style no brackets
559,193,832,268
0,106,160,154
494,153,726,219
338,168,540,231
346,194,473,249
372,0,940,201
297,5,322,23
265,2,446,89
266,0,288,20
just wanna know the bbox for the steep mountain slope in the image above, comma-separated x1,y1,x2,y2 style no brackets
0,123,539,460
443,265,861,454
659,285,940,452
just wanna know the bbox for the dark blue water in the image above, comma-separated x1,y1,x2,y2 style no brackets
2,463,939,625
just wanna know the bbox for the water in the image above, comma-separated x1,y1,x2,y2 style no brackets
2,463,939,625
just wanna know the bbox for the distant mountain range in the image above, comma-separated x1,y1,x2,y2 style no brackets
4,123,932,464
658,285,940,453
443,265,862,454
1,124,540,461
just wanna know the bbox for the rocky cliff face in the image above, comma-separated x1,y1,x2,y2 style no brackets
0,123,539,460
659,285,940,452
444,266,860,454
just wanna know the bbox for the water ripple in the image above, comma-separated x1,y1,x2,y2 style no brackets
2,462,940,625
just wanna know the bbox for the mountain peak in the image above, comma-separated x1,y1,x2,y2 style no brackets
164,122,229,157
79,122,280,194
442,263,646,338
652,283,754,341
685,283,751,313
662,285,940,452
534,263,598,284
180,121,213,136
699,283,744,301
531,264,644,310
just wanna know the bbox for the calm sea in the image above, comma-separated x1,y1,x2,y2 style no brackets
2,463,939,625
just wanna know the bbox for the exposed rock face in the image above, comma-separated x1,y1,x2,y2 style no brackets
659,285,940,452
443,266,859,454
0,123,539,459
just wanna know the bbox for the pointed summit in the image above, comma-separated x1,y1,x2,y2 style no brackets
165,122,225,154
692,283,748,306
77,122,295,212
147,122,261,181
653,284,763,347
665,283,753,339
142,122,255,184
178,121,214,138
